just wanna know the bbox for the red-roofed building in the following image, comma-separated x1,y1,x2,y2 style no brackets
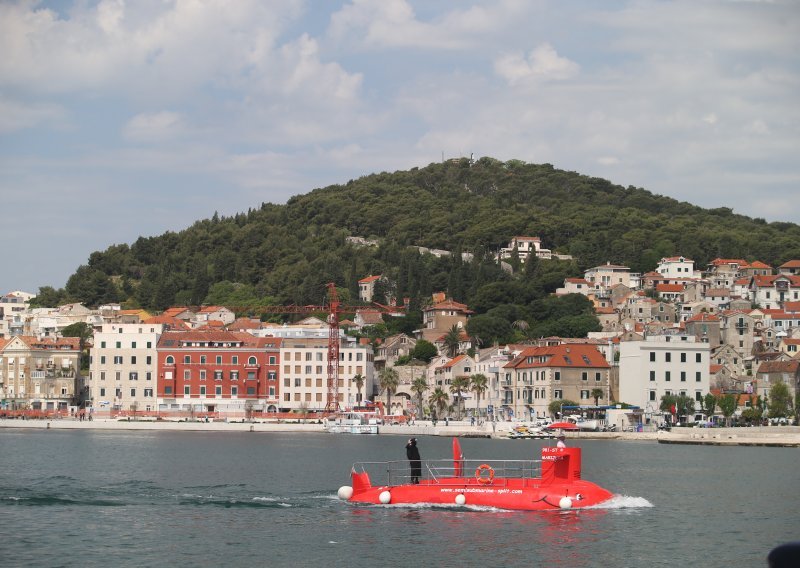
194,306,235,327
657,256,696,279
1,335,81,412
358,275,383,302
143,314,191,331
656,283,685,302
420,297,472,344
742,261,772,277
163,307,194,321
755,360,799,401
685,312,721,348
157,331,281,415
779,337,800,356
748,274,800,309
502,344,610,420
778,260,800,276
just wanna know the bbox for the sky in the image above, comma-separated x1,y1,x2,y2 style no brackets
1,0,798,295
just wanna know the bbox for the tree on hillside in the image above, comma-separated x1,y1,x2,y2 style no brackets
443,325,462,358
549,399,578,418
449,376,470,420
591,388,604,407
378,367,400,416
429,387,449,421
411,377,428,418
470,373,489,418
410,339,437,363
352,374,365,404
768,382,792,419
718,394,738,426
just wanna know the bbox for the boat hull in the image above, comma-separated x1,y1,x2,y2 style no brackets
349,477,612,510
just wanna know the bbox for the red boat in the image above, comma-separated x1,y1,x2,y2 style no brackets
338,438,613,510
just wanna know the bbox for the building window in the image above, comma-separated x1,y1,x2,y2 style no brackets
665,353,671,362
100,371,106,381
554,371,561,381
649,390,656,401
649,352,656,362
216,386,222,396
132,341,137,349
696,353,702,363
184,370,190,380
101,341,106,348
129,372,138,381
595,372,601,382
269,356,276,365
184,355,191,364
131,356,137,365
166,356,174,364
554,390,562,399
580,390,589,399
248,371,256,380
581,372,588,381
680,372,686,382
231,386,238,397
650,371,656,381
295,378,301,387
230,371,239,381
696,372,701,382
184,386,190,396
200,356,206,364
200,386,206,396
146,372,152,381
113,356,122,364
248,356,257,365
146,356,152,365
665,371,671,382
144,388,153,397
247,387,256,395
680,353,686,363
268,372,276,381
100,388,106,397
216,355,222,364
130,388,136,397
101,356,106,364
165,386,173,395
116,341,121,348
232,356,238,365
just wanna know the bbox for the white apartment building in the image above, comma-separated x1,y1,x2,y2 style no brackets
618,335,711,416
89,323,164,413
278,336,374,412
585,263,632,295
499,236,552,262
656,256,696,279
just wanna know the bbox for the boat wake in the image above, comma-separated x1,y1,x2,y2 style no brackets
586,494,653,509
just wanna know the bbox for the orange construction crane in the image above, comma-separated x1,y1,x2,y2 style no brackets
229,283,404,413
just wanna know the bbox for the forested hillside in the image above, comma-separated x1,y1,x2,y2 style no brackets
33,157,800,342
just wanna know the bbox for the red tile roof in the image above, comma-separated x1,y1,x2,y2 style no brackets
358,275,382,283
656,284,684,293
756,360,800,374
143,315,190,330
779,260,800,268
504,344,609,370
687,313,719,323
748,261,772,269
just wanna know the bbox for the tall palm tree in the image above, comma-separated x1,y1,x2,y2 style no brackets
449,375,470,420
378,367,400,416
429,387,449,421
411,376,428,418
591,388,604,407
443,325,462,358
352,373,365,405
470,373,489,418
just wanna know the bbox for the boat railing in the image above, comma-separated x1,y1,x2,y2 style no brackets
352,459,542,487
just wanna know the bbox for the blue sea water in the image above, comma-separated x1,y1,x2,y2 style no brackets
0,429,797,567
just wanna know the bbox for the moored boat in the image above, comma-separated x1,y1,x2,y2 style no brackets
325,412,379,434
338,438,613,510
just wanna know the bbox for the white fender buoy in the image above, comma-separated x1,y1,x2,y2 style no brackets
559,496,573,509
379,490,392,504
455,494,466,506
337,486,353,500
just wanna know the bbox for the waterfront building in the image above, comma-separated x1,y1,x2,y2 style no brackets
157,330,281,415
618,335,711,417
419,297,472,344
503,344,611,421
277,335,374,412
0,335,80,411
88,323,164,413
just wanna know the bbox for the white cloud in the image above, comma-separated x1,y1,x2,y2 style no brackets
494,43,580,85
122,111,185,142
0,96,65,133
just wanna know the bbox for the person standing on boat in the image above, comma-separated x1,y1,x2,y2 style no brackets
406,438,422,484
556,434,567,448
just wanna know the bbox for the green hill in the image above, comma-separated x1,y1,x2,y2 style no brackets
33,157,800,342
